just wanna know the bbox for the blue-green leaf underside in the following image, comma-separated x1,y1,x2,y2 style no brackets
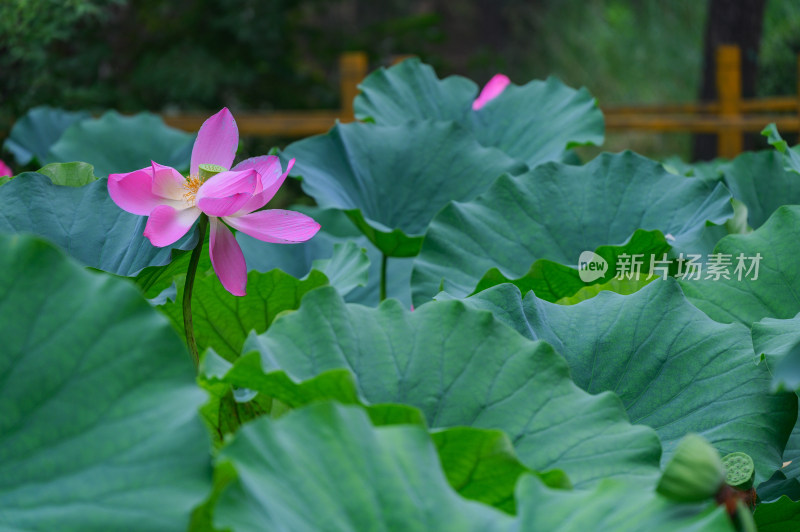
455,279,795,483
240,286,663,488
412,150,733,305
0,173,197,276
0,233,209,531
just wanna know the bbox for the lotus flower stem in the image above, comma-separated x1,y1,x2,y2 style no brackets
184,214,209,367
380,253,387,302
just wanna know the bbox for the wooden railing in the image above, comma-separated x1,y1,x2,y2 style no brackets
163,47,800,159
604,45,800,157
162,52,368,136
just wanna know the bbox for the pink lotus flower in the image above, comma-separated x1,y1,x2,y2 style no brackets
108,108,320,296
0,159,12,178
472,74,511,110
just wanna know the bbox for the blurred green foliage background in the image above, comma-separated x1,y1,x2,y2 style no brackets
2,0,800,161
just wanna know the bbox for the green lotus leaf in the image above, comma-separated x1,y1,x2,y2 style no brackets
514,476,733,531
680,206,800,326
213,402,514,531
431,427,570,514
412,151,733,306
354,58,605,168
212,402,730,532
661,156,726,183
201,349,360,413
468,77,604,168
722,149,800,229
239,286,663,488
751,315,800,492
309,241,369,295
47,110,195,178
784,417,800,482
204,344,566,514
470,229,670,303
757,470,800,504
159,268,329,362
355,58,477,125
283,120,525,257
37,161,98,187
555,273,657,305
724,198,752,235
200,348,425,441
133,248,201,300
752,313,800,392
754,495,800,532
0,173,197,276
0,233,210,531
3,106,90,166
455,279,795,483
763,123,800,175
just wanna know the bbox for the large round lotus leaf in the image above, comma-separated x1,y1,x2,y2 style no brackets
515,476,733,532
354,58,605,169
159,267,329,362
662,156,726,183
468,77,604,168
412,150,733,305
680,206,800,327
214,402,513,531
36,161,98,187
2,106,90,166
47,110,195,177
763,123,800,176
783,414,800,483
751,316,800,486
752,313,800,392
355,58,478,126
469,228,671,304
755,496,800,532
203,353,568,514
241,286,663,488
0,233,209,531
453,279,795,484
214,402,727,532
430,427,568,513
0,173,197,276
283,120,526,257
722,149,800,230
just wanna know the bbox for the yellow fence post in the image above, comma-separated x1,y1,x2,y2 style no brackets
339,52,368,122
716,45,742,158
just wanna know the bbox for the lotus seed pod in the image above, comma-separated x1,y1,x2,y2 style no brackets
656,434,726,502
198,163,227,179
722,452,755,490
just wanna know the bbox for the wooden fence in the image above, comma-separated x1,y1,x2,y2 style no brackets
162,47,800,159
604,46,800,158
162,53,368,137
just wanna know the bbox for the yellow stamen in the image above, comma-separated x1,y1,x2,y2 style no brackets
183,175,203,206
